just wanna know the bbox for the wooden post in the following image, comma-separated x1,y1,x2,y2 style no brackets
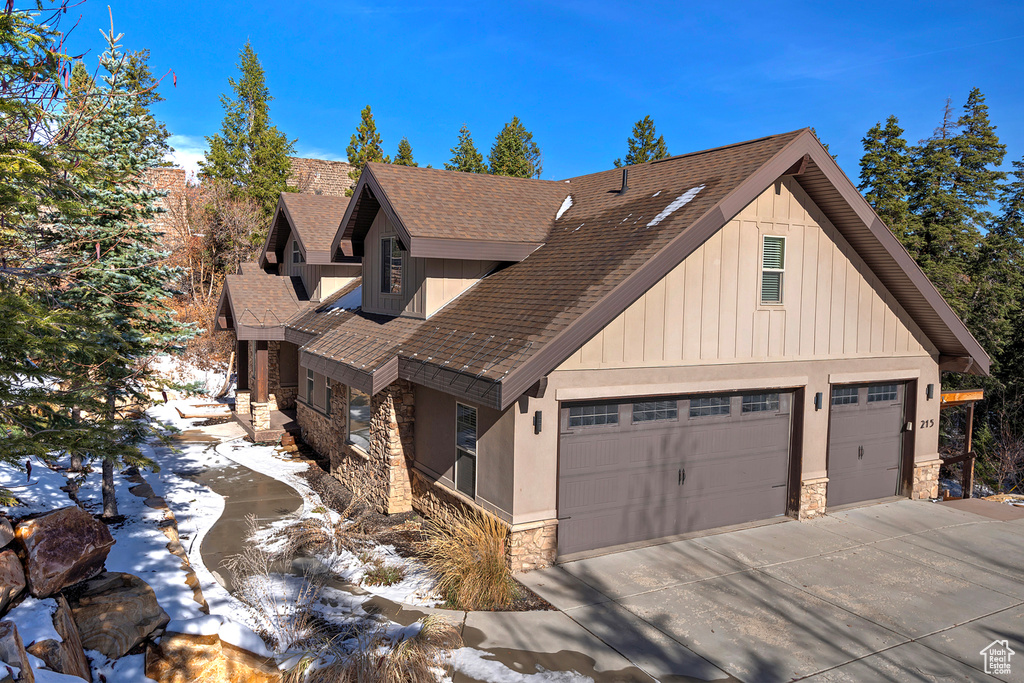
236,340,249,391
962,402,975,499
254,340,269,404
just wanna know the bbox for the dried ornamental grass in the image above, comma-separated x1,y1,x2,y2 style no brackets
418,506,517,610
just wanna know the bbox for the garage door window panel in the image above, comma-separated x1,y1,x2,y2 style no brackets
689,396,731,418
455,403,477,498
742,393,780,413
568,403,619,428
632,400,678,423
868,384,899,403
831,386,859,406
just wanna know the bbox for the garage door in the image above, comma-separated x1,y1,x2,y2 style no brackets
558,392,793,556
827,382,906,508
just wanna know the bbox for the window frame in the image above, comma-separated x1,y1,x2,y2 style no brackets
292,239,303,264
631,400,678,423
831,386,859,406
568,403,619,428
347,386,371,453
741,393,780,414
688,396,732,419
325,382,332,416
380,236,403,295
455,402,478,499
305,368,314,403
760,235,786,305
867,384,899,403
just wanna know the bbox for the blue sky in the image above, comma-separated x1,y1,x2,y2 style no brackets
63,1,1024,184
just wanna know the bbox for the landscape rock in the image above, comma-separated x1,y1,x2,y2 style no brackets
24,596,89,682
0,552,25,615
145,632,281,683
68,572,168,659
14,507,114,598
0,621,35,683
0,520,13,549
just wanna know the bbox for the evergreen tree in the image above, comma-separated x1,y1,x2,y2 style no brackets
393,137,417,167
121,49,174,165
953,88,1007,226
613,115,668,167
49,27,195,517
488,116,542,178
346,105,388,195
68,61,95,108
201,41,295,216
0,5,121,472
859,115,912,238
445,124,487,174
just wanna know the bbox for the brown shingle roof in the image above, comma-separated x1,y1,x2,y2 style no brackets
262,194,351,266
219,270,308,340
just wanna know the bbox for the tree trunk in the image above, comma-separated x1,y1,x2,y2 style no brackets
102,457,118,518
69,407,83,472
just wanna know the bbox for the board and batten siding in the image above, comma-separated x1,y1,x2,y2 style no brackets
424,259,496,317
559,177,937,371
280,228,359,301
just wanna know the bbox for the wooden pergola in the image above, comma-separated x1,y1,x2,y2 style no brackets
940,389,984,499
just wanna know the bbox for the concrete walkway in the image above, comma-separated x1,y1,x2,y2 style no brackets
515,500,1024,682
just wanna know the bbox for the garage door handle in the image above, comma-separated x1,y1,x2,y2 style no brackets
679,468,686,486
858,445,864,460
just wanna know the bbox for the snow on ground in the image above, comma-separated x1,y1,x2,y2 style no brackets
6,597,60,646
0,460,78,517
450,648,594,683
149,354,231,397
939,477,996,499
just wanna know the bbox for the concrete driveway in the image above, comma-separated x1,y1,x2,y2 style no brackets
517,499,1024,682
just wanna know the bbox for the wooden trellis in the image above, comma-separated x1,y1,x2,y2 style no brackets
940,389,984,499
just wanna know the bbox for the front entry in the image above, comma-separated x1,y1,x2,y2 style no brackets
826,382,906,508
558,391,793,557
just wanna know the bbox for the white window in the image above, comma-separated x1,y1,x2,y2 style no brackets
831,386,858,405
867,384,899,403
380,237,403,294
761,235,785,304
348,386,370,452
568,404,618,427
455,403,477,498
742,393,780,413
632,400,677,422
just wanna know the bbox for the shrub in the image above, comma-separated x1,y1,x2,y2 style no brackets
361,556,406,587
417,507,516,610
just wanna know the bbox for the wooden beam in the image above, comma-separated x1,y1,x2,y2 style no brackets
782,154,809,176
254,340,269,403
236,340,250,391
940,389,984,407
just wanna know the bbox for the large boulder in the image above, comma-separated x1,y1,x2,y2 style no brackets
24,596,89,682
0,621,34,683
145,627,280,683
15,507,113,598
0,552,25,615
0,520,13,549
68,572,168,659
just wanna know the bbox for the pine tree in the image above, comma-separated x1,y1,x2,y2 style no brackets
859,115,912,238
954,88,1007,226
488,116,542,178
201,41,295,216
346,105,388,195
393,137,417,167
613,115,668,167
121,49,174,165
445,124,488,174
49,26,195,517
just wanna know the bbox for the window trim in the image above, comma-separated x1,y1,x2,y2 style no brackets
831,385,859,406
455,402,478,499
867,384,899,403
760,234,786,305
741,393,780,414
631,400,678,423
347,385,371,454
688,396,732,419
568,403,620,428
305,368,314,403
380,236,403,296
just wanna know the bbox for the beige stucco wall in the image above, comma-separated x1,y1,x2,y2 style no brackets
424,258,496,317
506,177,944,526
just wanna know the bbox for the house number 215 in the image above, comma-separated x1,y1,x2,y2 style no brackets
920,419,935,429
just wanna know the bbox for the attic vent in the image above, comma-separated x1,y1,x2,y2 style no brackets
618,168,629,194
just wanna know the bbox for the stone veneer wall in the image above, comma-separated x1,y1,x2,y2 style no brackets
798,477,828,520
911,459,941,500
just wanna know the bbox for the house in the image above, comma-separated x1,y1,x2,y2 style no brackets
215,192,360,439
218,128,988,571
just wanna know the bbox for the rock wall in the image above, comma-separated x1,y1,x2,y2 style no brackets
799,477,828,520
912,459,941,500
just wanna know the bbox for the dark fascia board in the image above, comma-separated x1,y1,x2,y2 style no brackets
284,327,316,346
398,358,503,411
497,130,989,410
300,349,375,395
333,168,411,259
407,236,542,261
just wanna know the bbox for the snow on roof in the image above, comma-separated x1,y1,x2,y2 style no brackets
325,285,362,312
646,184,705,228
555,195,573,221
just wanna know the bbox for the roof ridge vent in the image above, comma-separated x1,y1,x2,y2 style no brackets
618,168,629,194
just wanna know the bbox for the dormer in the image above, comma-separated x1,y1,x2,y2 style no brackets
260,193,361,302
334,163,569,319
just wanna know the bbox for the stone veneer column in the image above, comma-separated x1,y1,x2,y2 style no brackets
251,402,270,431
369,383,414,515
267,341,280,411
508,520,558,573
798,477,828,520
911,459,941,500
234,390,251,420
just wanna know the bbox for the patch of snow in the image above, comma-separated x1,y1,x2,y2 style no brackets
325,285,362,312
87,650,155,683
29,653,92,682
652,190,661,197
646,184,705,228
0,461,76,517
165,614,225,637
451,648,594,682
939,477,995,499
6,597,61,646
150,354,229,397
555,195,573,220
218,618,276,658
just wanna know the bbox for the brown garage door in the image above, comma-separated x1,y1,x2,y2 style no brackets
827,382,906,508
557,392,793,556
